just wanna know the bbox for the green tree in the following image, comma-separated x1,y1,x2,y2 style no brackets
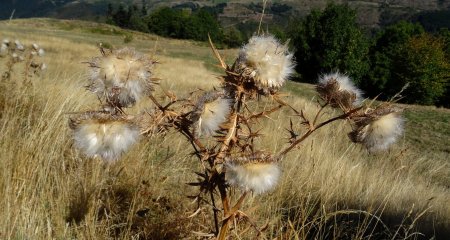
437,28,450,107
363,21,424,98
183,9,223,41
289,4,369,83
112,5,130,28
128,4,148,32
438,28,450,57
146,7,188,38
223,27,244,48
393,34,450,105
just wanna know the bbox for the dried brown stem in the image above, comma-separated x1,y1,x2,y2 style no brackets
218,191,248,240
208,34,227,70
248,104,284,120
277,107,362,158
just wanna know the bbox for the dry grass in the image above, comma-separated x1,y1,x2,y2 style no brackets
0,19,449,239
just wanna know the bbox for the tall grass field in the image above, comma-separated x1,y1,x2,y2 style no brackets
0,19,449,239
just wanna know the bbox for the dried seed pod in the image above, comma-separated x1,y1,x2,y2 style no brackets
316,72,363,109
14,40,24,51
70,112,140,161
225,153,280,195
191,91,232,137
0,43,7,57
87,47,156,108
37,48,45,57
349,106,404,152
235,35,294,92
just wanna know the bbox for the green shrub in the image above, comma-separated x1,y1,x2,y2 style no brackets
288,4,369,84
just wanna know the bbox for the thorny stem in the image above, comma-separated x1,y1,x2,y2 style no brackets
218,191,249,240
149,89,224,234
148,94,164,110
209,183,220,235
217,181,231,240
277,107,362,158
312,102,328,126
248,104,284,120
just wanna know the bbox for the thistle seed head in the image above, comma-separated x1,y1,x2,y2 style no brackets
349,106,404,152
225,153,280,195
236,35,294,92
88,47,155,108
14,40,24,51
0,43,7,57
316,72,363,109
192,91,232,137
70,112,140,161
37,48,45,57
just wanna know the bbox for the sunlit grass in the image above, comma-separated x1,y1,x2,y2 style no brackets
0,18,449,239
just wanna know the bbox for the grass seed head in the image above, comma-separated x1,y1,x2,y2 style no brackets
237,35,294,91
70,112,140,161
317,72,363,109
225,154,280,195
192,91,232,137
349,107,404,152
88,47,155,107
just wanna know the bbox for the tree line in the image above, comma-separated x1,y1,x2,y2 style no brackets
106,3,449,107
289,4,449,107
106,3,243,48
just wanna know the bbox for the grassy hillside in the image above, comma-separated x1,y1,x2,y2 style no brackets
0,19,449,239
2,0,450,29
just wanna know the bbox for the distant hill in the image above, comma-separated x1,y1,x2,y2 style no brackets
1,0,450,29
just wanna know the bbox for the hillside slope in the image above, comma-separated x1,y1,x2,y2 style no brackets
1,0,450,28
0,18,449,239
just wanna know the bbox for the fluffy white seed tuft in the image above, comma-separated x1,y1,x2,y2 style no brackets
225,162,280,195
88,48,153,107
0,43,7,57
318,72,363,105
360,112,404,152
238,35,295,90
197,97,231,137
38,48,45,57
14,40,24,51
73,120,140,161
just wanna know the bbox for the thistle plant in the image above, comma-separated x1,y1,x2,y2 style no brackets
0,38,46,82
69,35,405,239
69,47,157,161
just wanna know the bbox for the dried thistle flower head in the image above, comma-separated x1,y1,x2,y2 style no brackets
225,153,280,195
14,40,24,51
349,106,404,152
316,72,363,109
40,63,47,71
192,91,232,137
0,43,7,57
88,47,155,107
70,112,140,161
237,35,294,91
11,53,24,62
38,48,45,57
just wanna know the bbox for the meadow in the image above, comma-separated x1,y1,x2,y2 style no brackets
0,19,449,239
